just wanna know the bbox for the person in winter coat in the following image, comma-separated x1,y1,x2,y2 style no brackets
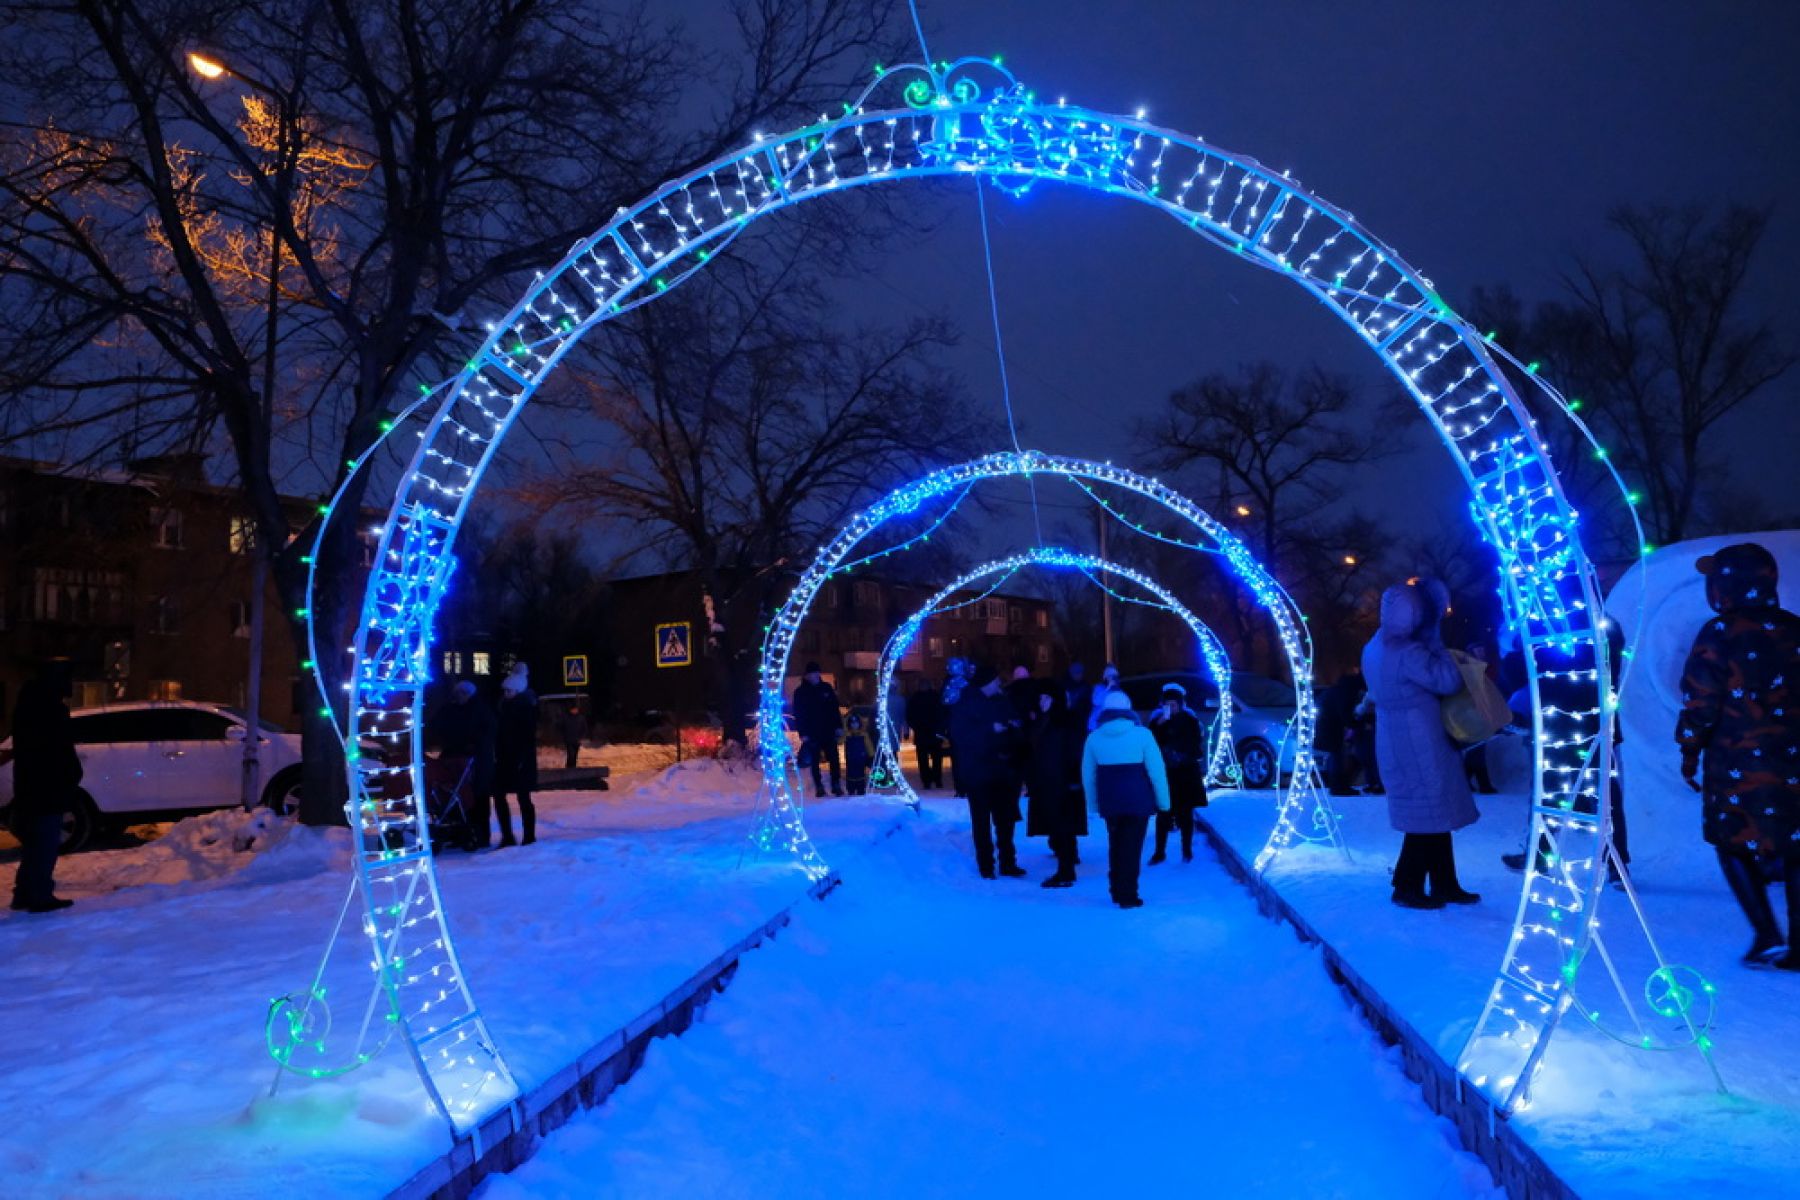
428,679,497,849
948,664,1027,878
905,681,947,789
1149,682,1208,864
1362,581,1481,909
1025,685,1087,887
792,662,845,798
7,660,81,913
493,664,539,847
1316,670,1366,796
1087,662,1124,732
1676,543,1800,968
558,698,588,771
1007,666,1039,724
944,659,972,798
1062,661,1093,731
1082,690,1170,908
842,711,875,796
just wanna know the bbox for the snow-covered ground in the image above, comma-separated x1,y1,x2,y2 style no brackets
0,761,901,1199
477,799,1500,1200
1204,775,1799,1199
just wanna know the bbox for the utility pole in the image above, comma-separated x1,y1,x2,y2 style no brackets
1097,505,1114,665
193,51,290,813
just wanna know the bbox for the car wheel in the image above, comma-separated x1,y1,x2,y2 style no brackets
262,768,305,818
60,792,98,853
1237,739,1277,790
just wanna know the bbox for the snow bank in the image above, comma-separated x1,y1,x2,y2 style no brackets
0,806,351,905
1606,530,1800,868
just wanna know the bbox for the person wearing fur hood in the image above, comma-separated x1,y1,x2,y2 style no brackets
1361,580,1481,909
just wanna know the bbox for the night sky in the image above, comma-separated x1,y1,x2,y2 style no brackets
796,0,1800,547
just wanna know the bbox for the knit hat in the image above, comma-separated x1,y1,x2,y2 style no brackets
1012,666,1030,681
1161,682,1186,698
1102,690,1132,712
970,663,1000,689
804,661,822,675
453,680,477,702
501,662,528,696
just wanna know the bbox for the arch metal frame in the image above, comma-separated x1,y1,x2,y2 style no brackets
863,549,1242,802
303,57,1634,1125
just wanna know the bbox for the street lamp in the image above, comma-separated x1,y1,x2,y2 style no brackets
1234,504,1251,517
187,52,227,80
1342,554,1357,566
190,47,292,813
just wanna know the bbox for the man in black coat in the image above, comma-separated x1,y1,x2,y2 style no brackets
905,680,947,789
1062,661,1092,732
493,665,539,847
8,660,82,913
1148,682,1208,863
792,662,845,798
948,663,1026,879
428,679,497,849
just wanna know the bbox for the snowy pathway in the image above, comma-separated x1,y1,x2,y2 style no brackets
480,802,1497,1200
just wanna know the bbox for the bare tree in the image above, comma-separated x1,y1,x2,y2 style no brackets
525,227,995,744
1474,205,1795,547
1136,362,1405,576
0,0,901,818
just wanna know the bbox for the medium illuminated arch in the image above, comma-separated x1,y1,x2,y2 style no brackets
751,452,1325,883
862,549,1243,802
302,56,1629,1125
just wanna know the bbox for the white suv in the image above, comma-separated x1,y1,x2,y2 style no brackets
0,701,304,851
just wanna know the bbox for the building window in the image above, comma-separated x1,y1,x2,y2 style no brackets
151,506,184,549
73,681,108,708
148,679,182,701
471,651,492,675
228,515,257,555
150,596,180,635
1035,643,1051,666
1009,605,1023,629
359,532,379,568
853,581,880,608
229,600,252,638
1035,609,1049,629
927,636,945,659
442,650,465,675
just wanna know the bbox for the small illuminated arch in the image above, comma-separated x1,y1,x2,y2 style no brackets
298,56,1649,1126
863,549,1242,803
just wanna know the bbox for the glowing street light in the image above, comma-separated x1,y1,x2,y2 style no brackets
187,51,228,80
1234,504,1251,517
1343,554,1357,566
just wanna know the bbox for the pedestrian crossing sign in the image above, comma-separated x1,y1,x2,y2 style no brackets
655,622,692,668
562,654,588,686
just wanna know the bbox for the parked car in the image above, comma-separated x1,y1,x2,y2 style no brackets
1120,670,1305,789
0,701,304,852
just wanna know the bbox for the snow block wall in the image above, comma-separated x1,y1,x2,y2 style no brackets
1605,530,1800,869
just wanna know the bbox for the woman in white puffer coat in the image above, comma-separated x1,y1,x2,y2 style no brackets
1081,691,1170,908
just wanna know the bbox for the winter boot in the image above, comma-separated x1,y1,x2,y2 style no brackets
1041,870,1075,889
1391,888,1445,911
1718,849,1785,961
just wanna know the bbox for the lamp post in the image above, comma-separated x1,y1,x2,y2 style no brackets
191,49,297,813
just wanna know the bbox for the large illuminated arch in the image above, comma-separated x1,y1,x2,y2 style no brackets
301,56,1636,1125
863,549,1243,802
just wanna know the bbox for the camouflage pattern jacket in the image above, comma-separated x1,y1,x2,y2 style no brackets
1676,544,1800,858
